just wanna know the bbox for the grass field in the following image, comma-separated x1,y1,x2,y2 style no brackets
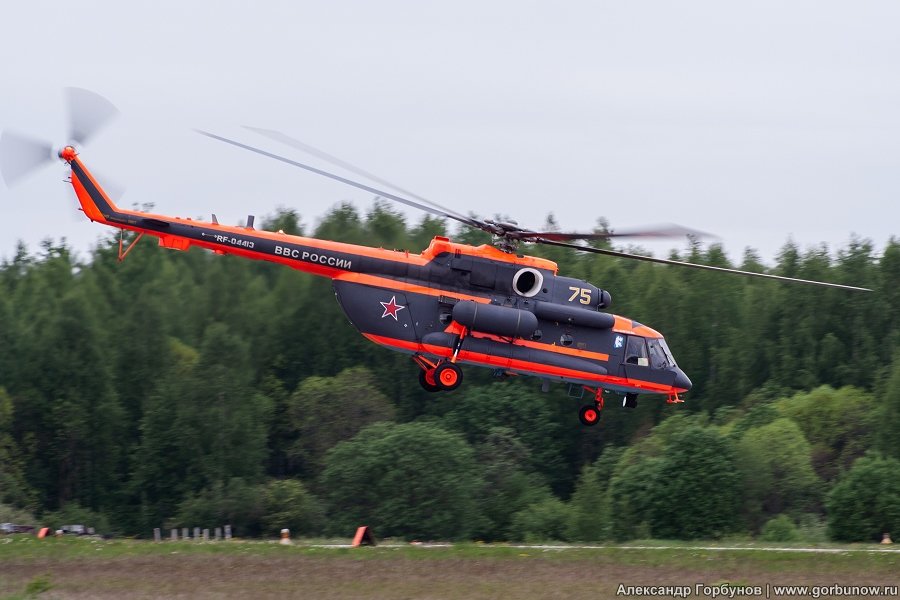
1,536,899,599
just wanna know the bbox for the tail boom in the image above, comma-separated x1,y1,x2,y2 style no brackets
64,152,424,280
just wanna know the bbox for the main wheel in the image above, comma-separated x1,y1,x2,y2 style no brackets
433,362,463,391
579,404,601,426
418,369,441,393
622,393,638,409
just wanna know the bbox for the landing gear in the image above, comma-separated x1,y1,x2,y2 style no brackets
434,362,463,391
622,393,638,409
579,404,601,426
418,369,441,393
578,386,605,426
413,356,463,392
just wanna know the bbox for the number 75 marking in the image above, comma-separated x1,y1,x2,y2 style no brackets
568,286,592,305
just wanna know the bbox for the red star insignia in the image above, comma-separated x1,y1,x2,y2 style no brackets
380,295,406,320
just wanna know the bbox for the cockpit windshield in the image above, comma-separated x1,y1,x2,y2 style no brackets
659,339,677,366
647,338,677,369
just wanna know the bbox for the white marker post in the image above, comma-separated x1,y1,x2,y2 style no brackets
280,528,292,545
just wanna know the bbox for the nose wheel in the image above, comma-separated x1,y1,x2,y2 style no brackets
578,386,605,426
579,404,601,426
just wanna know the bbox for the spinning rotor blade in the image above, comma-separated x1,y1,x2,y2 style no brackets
90,166,127,204
516,223,711,242
0,130,55,186
3,88,119,187
244,126,479,226
196,130,487,231
65,87,118,145
536,239,872,292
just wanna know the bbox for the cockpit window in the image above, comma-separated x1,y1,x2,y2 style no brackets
625,336,648,366
659,338,677,366
647,338,676,369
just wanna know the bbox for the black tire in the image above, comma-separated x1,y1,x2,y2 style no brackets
433,362,463,391
622,393,638,409
418,369,441,392
579,404,601,426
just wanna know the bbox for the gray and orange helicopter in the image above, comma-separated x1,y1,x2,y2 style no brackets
0,89,870,425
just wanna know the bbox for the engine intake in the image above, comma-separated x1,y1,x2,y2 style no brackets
512,267,544,297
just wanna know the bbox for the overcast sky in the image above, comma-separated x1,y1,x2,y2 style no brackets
1,1,898,267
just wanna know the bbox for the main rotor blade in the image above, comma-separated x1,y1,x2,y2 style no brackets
536,239,872,292
517,223,711,242
244,126,479,226
65,87,118,145
196,130,487,231
0,130,54,187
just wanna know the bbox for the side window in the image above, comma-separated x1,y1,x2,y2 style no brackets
647,339,670,369
625,336,648,366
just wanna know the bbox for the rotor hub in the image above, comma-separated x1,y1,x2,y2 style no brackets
58,146,77,162
494,236,520,253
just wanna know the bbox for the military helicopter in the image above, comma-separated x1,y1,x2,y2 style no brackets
0,89,870,426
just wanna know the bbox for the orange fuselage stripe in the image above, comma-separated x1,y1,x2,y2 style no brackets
362,333,678,394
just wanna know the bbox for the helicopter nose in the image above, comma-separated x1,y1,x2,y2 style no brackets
673,368,692,392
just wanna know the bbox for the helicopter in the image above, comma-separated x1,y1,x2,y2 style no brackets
0,89,871,426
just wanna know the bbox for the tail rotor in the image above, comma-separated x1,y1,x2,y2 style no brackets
0,87,119,187
65,87,119,146
0,131,55,187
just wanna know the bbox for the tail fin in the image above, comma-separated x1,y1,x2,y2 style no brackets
62,149,121,223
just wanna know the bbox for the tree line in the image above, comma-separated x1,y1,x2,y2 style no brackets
1,201,899,542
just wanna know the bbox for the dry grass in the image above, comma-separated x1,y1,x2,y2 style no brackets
1,538,899,599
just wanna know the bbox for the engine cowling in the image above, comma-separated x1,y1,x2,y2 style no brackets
533,302,614,329
551,276,613,310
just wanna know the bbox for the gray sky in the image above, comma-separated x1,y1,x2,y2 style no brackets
2,0,898,266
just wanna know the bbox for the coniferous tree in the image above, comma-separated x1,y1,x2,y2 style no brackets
879,354,900,460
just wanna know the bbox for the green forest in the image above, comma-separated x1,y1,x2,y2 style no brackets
1,202,899,544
